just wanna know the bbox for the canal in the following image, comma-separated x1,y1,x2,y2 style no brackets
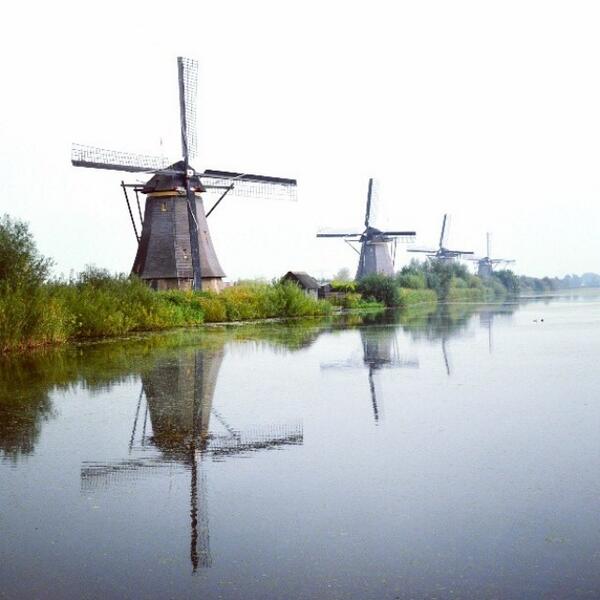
1,294,599,599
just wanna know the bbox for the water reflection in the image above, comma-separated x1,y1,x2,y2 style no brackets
0,353,62,461
78,341,306,572
321,326,418,423
0,304,519,464
0,324,320,463
478,304,515,354
399,302,517,374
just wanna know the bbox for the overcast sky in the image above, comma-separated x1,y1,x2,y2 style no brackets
1,0,599,280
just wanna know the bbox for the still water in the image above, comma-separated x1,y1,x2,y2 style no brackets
1,294,600,599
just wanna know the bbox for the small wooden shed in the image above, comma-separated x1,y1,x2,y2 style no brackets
281,271,321,299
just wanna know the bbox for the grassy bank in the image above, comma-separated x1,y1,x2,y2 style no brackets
398,287,438,306
331,279,438,310
0,211,332,352
0,212,518,353
0,275,332,353
189,282,331,322
0,271,204,352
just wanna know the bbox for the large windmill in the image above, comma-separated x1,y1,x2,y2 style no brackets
407,214,473,262
317,179,415,280
468,233,515,278
72,57,297,292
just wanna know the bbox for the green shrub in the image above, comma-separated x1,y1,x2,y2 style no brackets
330,280,357,293
0,286,70,352
197,295,228,322
398,288,437,307
177,282,331,324
357,274,400,307
396,271,426,290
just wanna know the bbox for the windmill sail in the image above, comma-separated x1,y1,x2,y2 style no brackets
71,144,172,173
408,214,473,260
201,170,297,201
178,57,198,162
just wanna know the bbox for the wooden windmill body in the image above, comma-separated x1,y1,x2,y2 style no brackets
72,58,296,292
131,165,224,292
467,233,515,279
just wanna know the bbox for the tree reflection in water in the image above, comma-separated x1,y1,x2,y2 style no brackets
0,323,321,463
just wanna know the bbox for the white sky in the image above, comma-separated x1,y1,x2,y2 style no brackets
1,0,599,280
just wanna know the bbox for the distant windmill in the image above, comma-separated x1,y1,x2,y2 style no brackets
407,214,473,262
468,233,515,278
317,178,415,280
72,57,297,292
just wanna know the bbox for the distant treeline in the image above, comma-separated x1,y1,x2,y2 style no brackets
339,262,600,305
519,272,600,293
331,260,518,307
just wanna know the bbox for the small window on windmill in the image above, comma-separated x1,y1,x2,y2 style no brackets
160,201,168,212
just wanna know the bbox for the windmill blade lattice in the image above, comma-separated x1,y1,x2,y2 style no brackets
71,144,173,174
364,178,381,228
178,57,199,162
201,171,297,201
439,214,448,248
316,232,363,238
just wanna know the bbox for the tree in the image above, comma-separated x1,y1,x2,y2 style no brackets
493,270,520,295
333,267,351,282
0,215,52,289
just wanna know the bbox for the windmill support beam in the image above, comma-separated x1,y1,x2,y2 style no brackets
135,189,143,226
344,239,361,256
121,181,140,243
185,180,203,291
205,185,234,218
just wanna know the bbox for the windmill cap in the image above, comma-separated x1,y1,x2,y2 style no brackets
142,160,206,194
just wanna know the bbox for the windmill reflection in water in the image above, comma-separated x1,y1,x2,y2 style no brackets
321,326,418,423
80,348,303,572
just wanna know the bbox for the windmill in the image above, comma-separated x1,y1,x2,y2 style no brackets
316,178,415,280
407,214,474,262
468,233,515,278
72,57,297,292
321,326,418,423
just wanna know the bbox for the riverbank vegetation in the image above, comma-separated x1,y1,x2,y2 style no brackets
0,216,331,352
2,213,596,352
335,261,515,309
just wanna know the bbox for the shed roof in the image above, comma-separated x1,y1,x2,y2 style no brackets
282,271,320,290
